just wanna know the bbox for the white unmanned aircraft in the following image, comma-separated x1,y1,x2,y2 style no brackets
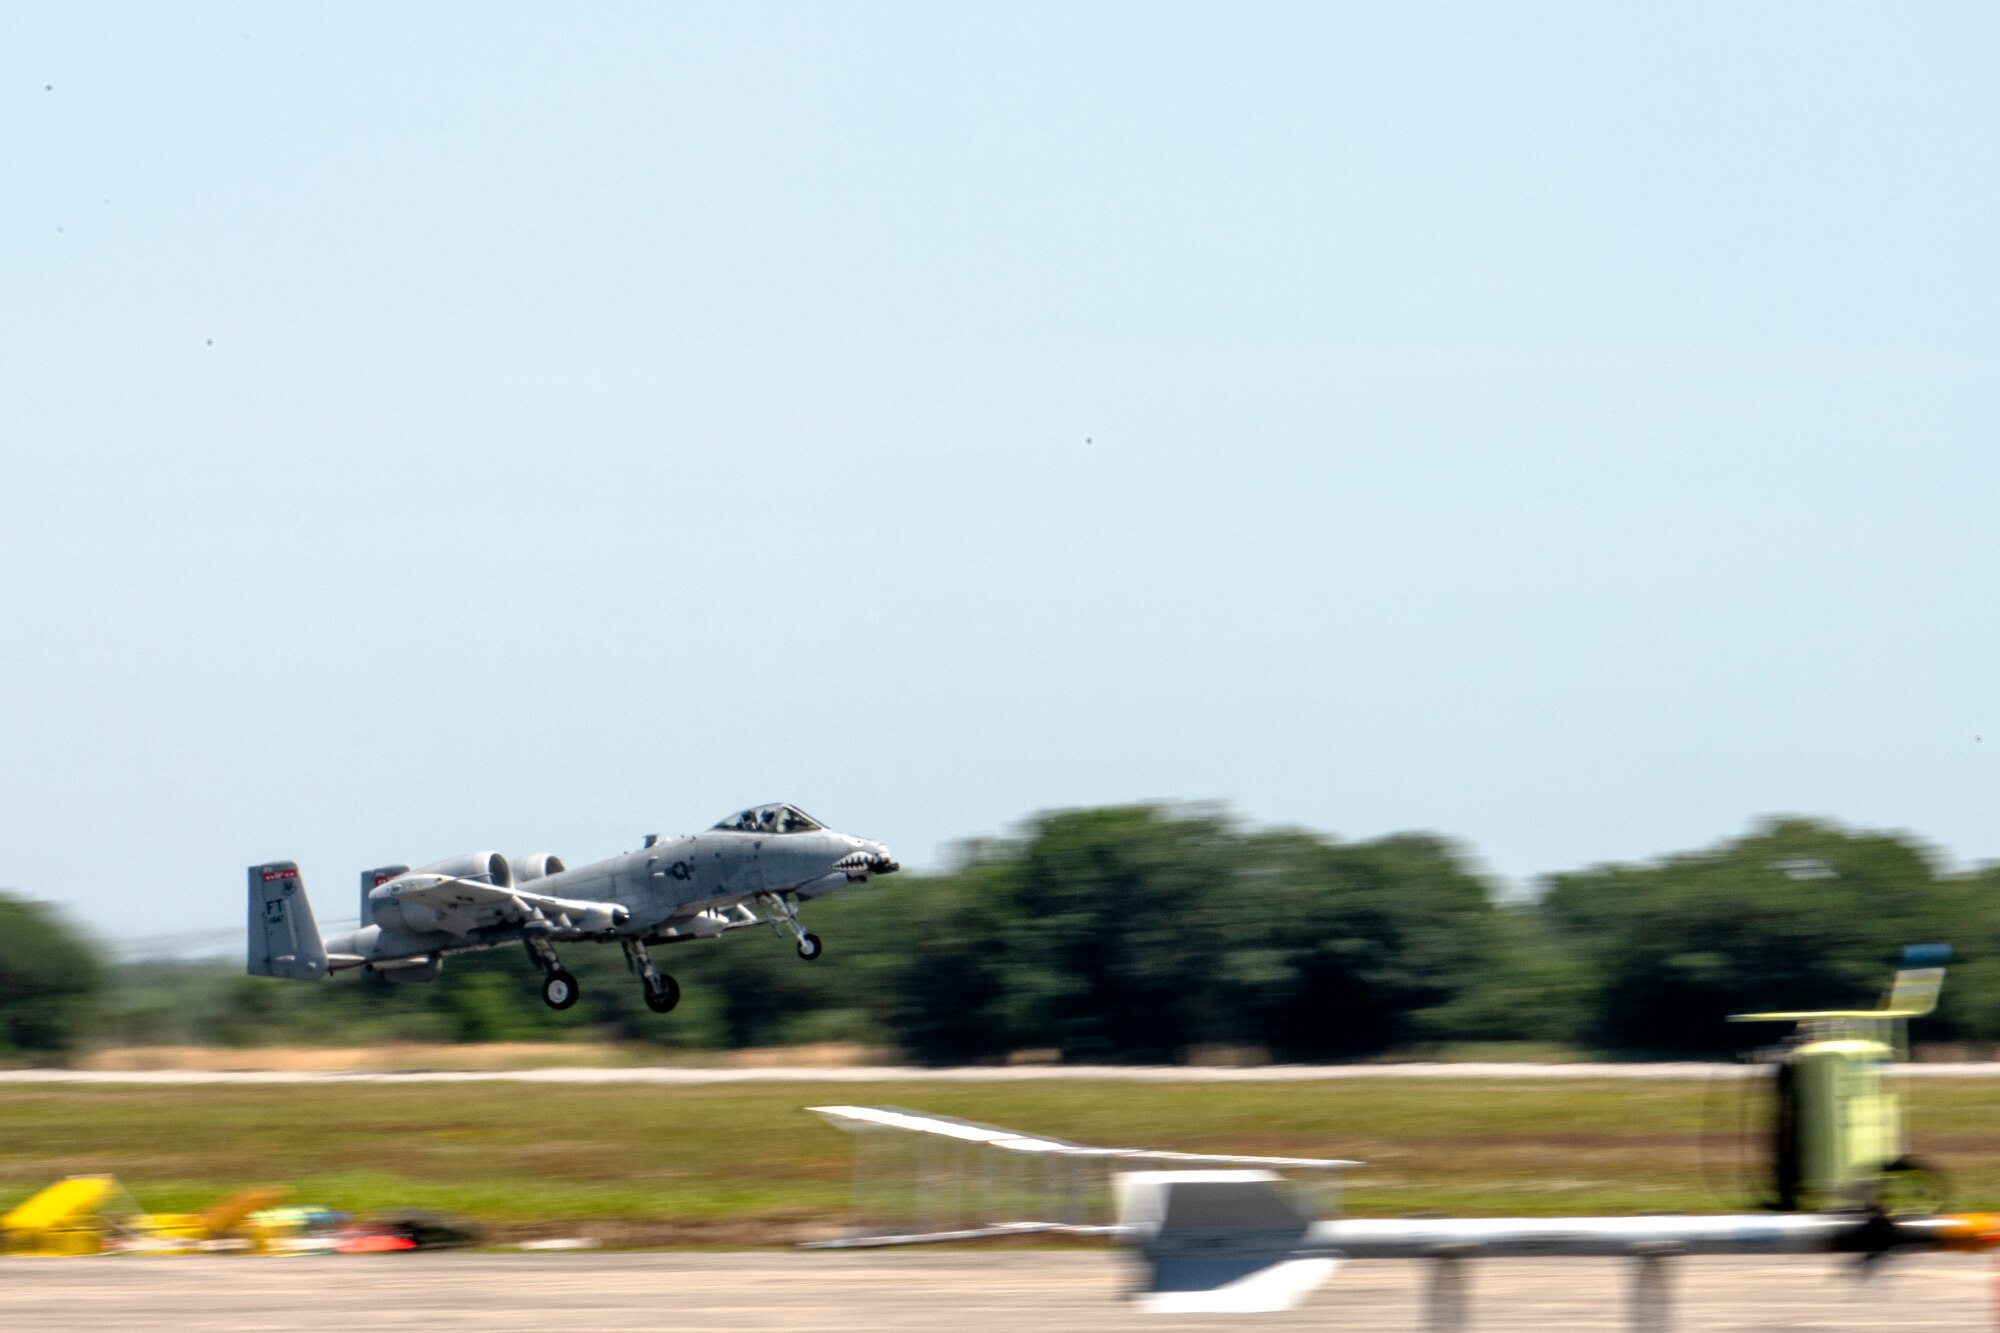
247,803,897,1013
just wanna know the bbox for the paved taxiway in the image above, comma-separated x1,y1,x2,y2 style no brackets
0,1251,1988,1331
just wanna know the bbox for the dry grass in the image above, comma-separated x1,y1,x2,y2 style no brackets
1,1077,1995,1245
70,1042,886,1072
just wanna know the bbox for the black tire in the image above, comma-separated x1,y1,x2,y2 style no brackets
541,968,579,1010
1876,1154,1949,1216
797,933,823,961
644,973,681,1014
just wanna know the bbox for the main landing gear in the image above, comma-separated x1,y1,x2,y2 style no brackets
525,938,580,1010
624,938,680,1014
542,969,578,1010
760,892,825,962
525,938,681,1015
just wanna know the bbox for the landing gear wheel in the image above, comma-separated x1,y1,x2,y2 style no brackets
643,973,681,1014
541,969,579,1010
796,933,823,961
1875,1155,1949,1216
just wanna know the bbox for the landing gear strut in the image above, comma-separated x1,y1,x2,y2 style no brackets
760,893,825,962
525,938,580,1010
623,938,680,1014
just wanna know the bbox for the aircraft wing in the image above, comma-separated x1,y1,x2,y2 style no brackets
384,876,627,936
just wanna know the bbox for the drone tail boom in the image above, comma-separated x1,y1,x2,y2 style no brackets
246,862,329,980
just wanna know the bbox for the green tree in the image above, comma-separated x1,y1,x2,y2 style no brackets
1213,831,1505,1058
1539,819,1955,1053
991,806,1237,1061
0,894,104,1054
868,806,1510,1063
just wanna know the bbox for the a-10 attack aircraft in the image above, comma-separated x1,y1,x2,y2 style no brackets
246,803,897,1014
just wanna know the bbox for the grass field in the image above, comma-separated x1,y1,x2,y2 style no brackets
3,1078,1998,1244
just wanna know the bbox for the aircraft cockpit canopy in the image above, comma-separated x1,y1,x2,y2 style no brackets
712,803,825,835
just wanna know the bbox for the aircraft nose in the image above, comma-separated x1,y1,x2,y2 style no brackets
831,840,899,878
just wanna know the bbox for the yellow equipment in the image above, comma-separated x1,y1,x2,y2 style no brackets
201,1186,293,1245
2,1176,127,1256
2,1178,296,1255
1731,944,1949,1213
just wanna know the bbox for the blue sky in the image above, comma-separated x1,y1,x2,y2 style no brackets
3,5,1996,951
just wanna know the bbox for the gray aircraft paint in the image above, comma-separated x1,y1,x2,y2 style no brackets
245,804,896,1008
246,864,328,981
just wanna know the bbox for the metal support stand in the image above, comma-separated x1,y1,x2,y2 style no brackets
1425,1247,1472,1331
851,1127,873,1237
1629,1244,1678,1333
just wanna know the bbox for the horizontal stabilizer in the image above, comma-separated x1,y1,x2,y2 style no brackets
1731,943,1950,1024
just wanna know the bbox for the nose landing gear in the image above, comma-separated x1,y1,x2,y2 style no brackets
759,892,826,962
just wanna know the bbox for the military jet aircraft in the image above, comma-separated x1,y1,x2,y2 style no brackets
246,803,897,1013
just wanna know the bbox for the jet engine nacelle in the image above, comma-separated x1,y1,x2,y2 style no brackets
366,851,511,935
510,853,566,884
411,851,513,888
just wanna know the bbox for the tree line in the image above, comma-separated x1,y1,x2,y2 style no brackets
6,806,1998,1060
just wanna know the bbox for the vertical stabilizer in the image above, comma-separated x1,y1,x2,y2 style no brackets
247,862,328,980
1885,943,1950,1017
358,865,407,929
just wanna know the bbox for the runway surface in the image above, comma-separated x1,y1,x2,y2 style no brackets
0,1251,1989,1330
4,1062,2000,1084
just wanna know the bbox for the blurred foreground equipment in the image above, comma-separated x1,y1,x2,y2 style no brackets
0,1175,475,1257
1,1176,126,1256
333,1210,484,1253
1114,1172,2000,1325
1,1178,302,1255
807,1095,2000,1329
1731,943,1950,1213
